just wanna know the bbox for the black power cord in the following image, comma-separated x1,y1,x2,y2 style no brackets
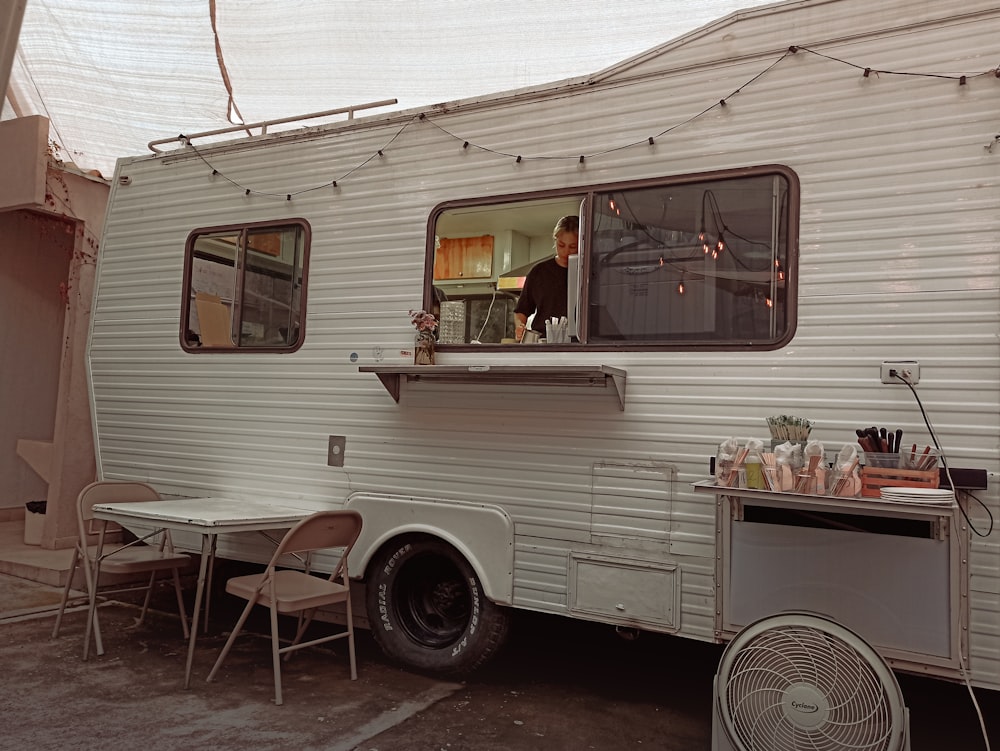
893,371,993,751
892,372,993,537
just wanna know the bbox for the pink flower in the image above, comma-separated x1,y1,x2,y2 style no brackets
409,309,438,333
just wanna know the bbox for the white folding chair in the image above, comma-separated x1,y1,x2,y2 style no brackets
51,481,191,659
206,509,363,705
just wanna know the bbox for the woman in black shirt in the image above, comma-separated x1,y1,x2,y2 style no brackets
514,215,579,341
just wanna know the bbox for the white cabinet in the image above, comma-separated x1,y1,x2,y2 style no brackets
694,482,966,680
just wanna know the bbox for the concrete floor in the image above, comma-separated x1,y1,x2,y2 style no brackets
0,517,718,750
1,518,997,750
0,568,720,751
0,518,77,586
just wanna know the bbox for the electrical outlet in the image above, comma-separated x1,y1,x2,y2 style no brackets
327,435,346,467
880,361,920,385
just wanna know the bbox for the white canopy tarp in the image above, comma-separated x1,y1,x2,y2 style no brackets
5,0,777,178
3,0,776,176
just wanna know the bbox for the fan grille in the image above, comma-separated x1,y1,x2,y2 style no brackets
718,617,905,751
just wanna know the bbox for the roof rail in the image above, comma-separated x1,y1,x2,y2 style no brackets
147,98,399,153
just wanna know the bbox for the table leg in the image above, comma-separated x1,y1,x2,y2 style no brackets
204,533,218,634
184,532,214,689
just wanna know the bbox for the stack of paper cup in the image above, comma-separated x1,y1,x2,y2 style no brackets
545,316,569,343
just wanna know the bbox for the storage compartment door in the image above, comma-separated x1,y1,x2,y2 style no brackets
570,554,679,630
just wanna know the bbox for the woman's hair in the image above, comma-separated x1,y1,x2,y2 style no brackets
552,215,579,240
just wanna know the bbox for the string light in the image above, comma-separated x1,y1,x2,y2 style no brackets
184,47,987,199
699,190,734,261
678,275,685,295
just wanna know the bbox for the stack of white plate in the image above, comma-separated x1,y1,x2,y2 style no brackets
879,487,955,506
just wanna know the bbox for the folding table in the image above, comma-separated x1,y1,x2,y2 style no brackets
92,497,324,688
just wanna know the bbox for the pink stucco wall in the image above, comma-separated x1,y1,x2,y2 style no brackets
0,211,68,506
0,115,108,548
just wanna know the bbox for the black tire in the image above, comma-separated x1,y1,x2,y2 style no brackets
366,536,511,675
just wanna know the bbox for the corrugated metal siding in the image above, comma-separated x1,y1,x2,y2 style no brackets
91,2,999,687
593,0,1000,84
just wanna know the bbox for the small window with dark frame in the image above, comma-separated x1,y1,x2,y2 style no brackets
182,220,309,351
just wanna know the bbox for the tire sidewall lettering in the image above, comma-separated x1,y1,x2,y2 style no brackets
377,582,393,632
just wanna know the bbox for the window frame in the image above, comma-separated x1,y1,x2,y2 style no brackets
180,218,310,354
426,165,799,352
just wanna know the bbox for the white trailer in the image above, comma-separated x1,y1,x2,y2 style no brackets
90,0,999,689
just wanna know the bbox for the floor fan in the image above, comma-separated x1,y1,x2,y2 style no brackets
713,612,910,751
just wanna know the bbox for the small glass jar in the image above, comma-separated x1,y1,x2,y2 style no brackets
794,471,817,495
826,469,859,498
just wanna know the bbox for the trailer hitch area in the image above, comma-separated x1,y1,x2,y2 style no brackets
615,625,641,641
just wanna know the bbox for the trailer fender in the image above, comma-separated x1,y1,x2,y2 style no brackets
345,493,514,605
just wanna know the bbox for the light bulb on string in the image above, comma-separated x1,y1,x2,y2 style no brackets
677,276,685,295
716,232,725,254
765,296,773,308
775,259,785,281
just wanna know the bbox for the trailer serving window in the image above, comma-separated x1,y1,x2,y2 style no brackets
181,220,309,352
429,166,796,348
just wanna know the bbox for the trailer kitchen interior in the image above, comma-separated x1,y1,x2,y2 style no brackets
90,0,999,696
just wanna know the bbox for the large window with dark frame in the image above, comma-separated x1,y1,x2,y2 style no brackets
428,166,797,348
181,220,309,351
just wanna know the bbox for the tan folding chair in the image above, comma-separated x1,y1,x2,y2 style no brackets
206,509,363,705
51,481,191,659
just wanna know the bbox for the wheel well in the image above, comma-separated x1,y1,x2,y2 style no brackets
363,531,500,592
363,532,461,582
345,494,515,605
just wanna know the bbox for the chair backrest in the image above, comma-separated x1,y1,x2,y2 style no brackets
268,510,363,570
77,481,161,532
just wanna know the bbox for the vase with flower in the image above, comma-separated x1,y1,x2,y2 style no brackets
410,309,438,365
